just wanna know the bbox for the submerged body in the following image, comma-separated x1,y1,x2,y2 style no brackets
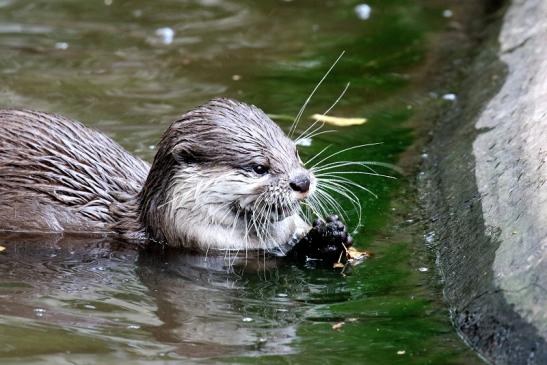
0,99,315,251
0,109,149,233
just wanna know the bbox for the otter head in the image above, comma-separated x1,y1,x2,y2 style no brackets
139,98,315,250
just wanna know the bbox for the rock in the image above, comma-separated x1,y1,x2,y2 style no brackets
422,0,547,363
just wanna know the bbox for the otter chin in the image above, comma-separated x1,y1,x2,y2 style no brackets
0,98,316,252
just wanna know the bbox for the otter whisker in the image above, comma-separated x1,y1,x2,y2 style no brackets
288,51,346,138
304,144,332,166
307,192,329,221
317,190,351,224
294,121,325,144
293,81,350,144
317,180,362,212
315,171,396,180
230,249,240,267
320,176,378,199
310,143,383,169
308,191,328,219
317,181,362,211
316,180,363,227
314,188,349,223
250,193,271,248
323,81,351,116
210,201,236,224
296,128,336,145
311,160,382,174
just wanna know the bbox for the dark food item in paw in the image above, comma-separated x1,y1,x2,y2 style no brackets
290,215,353,266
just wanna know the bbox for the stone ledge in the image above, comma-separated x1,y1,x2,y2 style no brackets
421,0,547,363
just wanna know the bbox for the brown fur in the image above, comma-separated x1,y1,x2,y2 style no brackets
0,109,149,234
0,99,313,250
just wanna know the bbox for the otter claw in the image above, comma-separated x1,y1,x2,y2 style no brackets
289,215,353,267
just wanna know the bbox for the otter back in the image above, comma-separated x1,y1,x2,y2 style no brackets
0,110,150,234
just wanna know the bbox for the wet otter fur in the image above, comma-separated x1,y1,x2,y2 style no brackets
0,98,352,261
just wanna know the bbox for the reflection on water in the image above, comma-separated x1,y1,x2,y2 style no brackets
0,234,310,359
0,0,482,364
1,234,352,363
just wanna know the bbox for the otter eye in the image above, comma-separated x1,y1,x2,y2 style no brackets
252,164,269,175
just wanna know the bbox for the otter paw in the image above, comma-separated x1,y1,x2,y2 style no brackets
291,215,353,266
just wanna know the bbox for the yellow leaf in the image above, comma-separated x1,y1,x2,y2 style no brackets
347,247,370,260
311,114,367,127
333,262,344,269
0,246,5,252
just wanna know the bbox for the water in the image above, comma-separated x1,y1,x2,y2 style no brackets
0,0,482,364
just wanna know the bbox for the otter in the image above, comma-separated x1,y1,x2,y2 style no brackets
0,98,351,262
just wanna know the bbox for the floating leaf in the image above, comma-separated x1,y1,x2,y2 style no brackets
311,114,367,126
332,322,345,331
347,247,371,260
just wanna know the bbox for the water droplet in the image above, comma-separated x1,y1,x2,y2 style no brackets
55,42,69,50
242,317,253,322
355,4,372,20
418,267,429,272
127,324,141,329
34,308,46,317
156,27,175,45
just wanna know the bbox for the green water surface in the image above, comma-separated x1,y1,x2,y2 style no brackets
0,0,483,364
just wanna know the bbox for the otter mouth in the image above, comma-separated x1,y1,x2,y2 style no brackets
234,201,298,223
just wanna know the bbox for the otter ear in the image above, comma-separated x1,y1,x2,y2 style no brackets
171,143,201,164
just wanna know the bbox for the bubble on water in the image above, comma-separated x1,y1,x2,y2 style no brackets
277,293,288,297
55,42,69,50
84,304,96,310
418,267,429,272
127,324,141,329
34,308,46,317
242,317,253,322
156,27,175,45
355,4,372,20
443,9,453,18
442,93,457,101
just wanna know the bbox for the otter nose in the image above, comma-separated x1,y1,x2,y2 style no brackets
290,175,311,193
